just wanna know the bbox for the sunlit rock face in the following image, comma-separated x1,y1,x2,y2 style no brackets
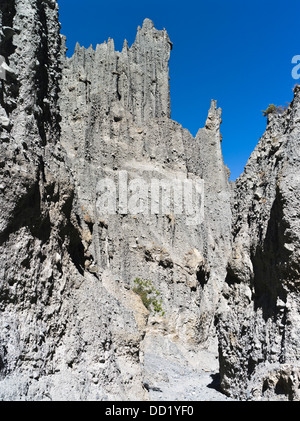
217,86,300,401
1,0,299,402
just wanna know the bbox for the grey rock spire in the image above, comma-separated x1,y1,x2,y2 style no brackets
59,18,232,391
61,17,172,128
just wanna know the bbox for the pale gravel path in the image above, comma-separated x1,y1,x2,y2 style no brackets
142,335,234,401
144,353,233,401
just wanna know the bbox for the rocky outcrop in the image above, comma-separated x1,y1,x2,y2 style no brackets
217,86,300,400
1,0,299,402
0,2,232,400
61,18,171,129
59,18,232,372
0,0,147,401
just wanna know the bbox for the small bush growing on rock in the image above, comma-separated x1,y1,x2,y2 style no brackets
132,278,165,316
262,104,289,117
262,104,277,117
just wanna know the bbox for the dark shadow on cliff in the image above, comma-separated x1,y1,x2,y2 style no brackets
207,373,223,393
251,187,290,321
0,175,85,276
0,179,51,247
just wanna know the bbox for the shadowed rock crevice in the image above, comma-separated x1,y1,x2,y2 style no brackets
0,178,50,246
252,187,290,320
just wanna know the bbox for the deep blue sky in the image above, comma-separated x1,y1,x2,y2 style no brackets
58,0,299,180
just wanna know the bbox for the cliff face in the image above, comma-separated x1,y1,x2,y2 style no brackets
0,0,147,401
0,2,232,400
217,86,300,400
0,0,299,402
59,18,232,394
61,18,171,128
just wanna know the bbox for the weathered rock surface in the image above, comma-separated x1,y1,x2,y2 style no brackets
0,0,299,402
59,18,232,378
217,86,300,400
0,2,232,401
0,0,147,401
61,17,171,128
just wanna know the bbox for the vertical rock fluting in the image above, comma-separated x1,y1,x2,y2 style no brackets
0,2,232,400
61,17,171,131
60,18,232,381
5,1,300,402
0,0,75,397
217,86,300,400
0,0,147,401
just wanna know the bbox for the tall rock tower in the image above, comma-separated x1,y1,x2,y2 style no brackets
60,17,232,372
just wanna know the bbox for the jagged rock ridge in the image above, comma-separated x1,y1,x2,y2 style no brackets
59,17,232,395
217,86,300,400
61,17,171,128
0,0,299,401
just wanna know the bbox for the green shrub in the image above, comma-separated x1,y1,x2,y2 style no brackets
262,104,288,117
262,104,277,117
132,278,165,316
